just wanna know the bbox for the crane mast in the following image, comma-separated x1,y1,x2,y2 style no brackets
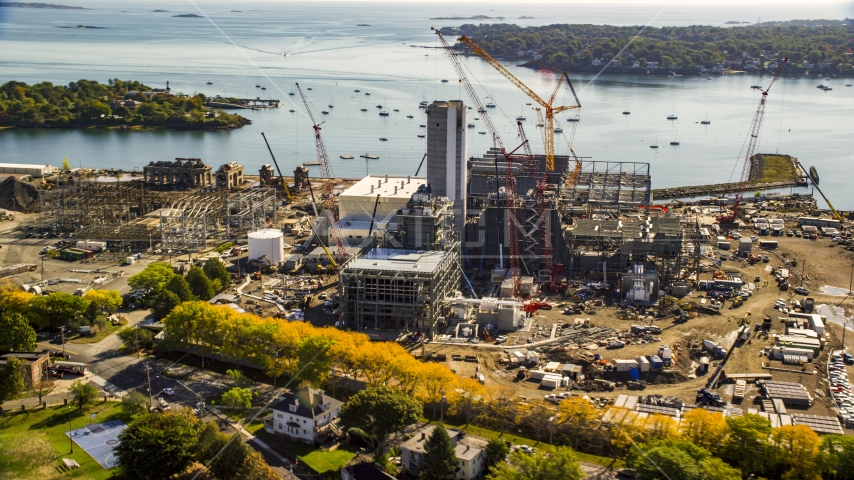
296,83,346,256
457,35,580,171
432,27,504,152
717,58,788,223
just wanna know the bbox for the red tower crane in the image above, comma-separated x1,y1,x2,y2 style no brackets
296,83,346,256
716,58,789,224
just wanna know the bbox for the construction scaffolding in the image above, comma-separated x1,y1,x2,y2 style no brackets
464,150,569,274
25,180,276,250
338,245,461,336
564,161,651,217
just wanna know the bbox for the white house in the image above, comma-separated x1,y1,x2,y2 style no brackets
265,387,343,445
400,425,486,480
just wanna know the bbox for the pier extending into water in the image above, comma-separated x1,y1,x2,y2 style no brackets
205,97,281,110
653,179,805,200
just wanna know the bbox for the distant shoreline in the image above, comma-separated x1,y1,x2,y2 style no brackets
0,2,85,9
430,15,505,21
57,25,104,29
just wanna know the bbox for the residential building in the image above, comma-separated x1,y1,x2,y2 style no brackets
400,425,486,480
803,63,815,69
215,162,244,189
265,387,343,445
341,462,396,480
143,158,213,188
0,351,50,386
646,61,659,69
591,58,602,66
632,61,640,68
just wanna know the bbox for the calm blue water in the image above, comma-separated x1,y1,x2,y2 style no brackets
1,1,853,207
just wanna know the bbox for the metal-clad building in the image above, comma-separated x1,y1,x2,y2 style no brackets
0,163,57,177
427,100,467,235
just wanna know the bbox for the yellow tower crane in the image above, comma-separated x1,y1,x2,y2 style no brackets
457,35,581,171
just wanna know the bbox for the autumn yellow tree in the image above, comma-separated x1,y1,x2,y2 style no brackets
680,408,728,452
83,289,122,313
355,342,400,387
416,363,458,416
771,425,823,480
0,280,33,319
556,397,600,449
447,378,487,424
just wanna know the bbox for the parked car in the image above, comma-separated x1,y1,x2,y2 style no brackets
795,230,802,237
786,230,794,236
794,286,809,295
845,354,854,365
162,388,176,396
518,445,535,454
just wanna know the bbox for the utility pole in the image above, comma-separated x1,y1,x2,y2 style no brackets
66,406,73,453
60,326,66,359
145,364,153,411
41,256,44,282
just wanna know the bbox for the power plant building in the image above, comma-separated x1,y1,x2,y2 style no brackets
426,100,467,234
143,158,213,188
338,246,460,336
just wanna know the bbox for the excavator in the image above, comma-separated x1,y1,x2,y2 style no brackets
482,328,494,343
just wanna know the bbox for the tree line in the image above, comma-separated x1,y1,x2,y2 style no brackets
449,22,854,75
0,79,249,128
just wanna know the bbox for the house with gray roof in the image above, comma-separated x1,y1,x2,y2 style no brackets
265,387,343,445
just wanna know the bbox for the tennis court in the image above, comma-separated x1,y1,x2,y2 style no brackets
65,419,127,469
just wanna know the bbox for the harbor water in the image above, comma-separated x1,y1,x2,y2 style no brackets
1,1,852,207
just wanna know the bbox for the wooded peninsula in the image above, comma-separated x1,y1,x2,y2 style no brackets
449,20,854,76
0,79,250,130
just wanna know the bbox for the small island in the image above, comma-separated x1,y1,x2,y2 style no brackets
151,9,169,12
0,79,250,131
230,10,241,12
356,24,371,26
518,16,535,19
0,2,85,9
172,13,202,18
57,25,104,29
725,21,751,24
430,15,505,21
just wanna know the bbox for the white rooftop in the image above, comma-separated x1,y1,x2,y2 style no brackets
340,175,426,200
347,248,450,273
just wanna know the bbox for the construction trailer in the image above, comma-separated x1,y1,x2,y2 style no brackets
338,245,461,337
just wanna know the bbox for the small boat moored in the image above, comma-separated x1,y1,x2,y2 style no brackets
340,155,354,159
379,137,388,141
406,115,414,118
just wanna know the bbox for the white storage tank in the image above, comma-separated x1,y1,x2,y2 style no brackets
248,229,285,265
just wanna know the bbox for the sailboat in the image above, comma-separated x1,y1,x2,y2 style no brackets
650,137,659,149
701,111,711,125
667,103,677,120
670,130,680,146
255,77,261,88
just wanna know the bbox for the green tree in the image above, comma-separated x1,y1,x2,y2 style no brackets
115,411,203,480
165,274,194,302
118,327,154,353
0,312,37,351
186,266,215,300
152,290,181,319
820,434,854,480
196,422,277,480
418,424,457,480
700,457,743,480
719,413,774,475
807,50,823,64
28,292,90,329
122,390,150,415
0,357,25,402
69,379,99,408
221,387,253,409
226,369,252,387
485,438,510,474
339,386,422,454
488,446,584,480
128,262,176,292
203,257,231,292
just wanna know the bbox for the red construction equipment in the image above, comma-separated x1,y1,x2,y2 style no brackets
296,83,346,256
482,327,494,342
716,58,788,224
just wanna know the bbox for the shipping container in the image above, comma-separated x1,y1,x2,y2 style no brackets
76,241,107,252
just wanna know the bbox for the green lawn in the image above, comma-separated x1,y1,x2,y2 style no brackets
754,154,797,183
254,430,357,474
431,419,625,469
70,317,126,344
0,402,131,480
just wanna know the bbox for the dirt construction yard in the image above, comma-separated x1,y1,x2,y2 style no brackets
418,229,853,421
